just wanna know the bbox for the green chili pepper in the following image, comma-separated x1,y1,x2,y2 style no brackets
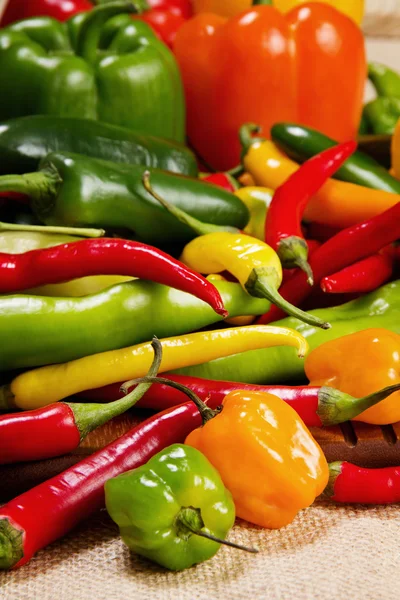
0,116,198,177
270,123,400,194
0,279,270,371
173,281,400,384
0,2,185,142
362,97,400,136
0,152,248,247
105,444,237,571
368,62,400,99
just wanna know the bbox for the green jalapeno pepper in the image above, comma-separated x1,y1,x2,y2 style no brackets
173,281,400,384
270,122,400,194
0,116,198,177
0,2,185,142
0,152,248,247
0,279,270,371
105,444,236,571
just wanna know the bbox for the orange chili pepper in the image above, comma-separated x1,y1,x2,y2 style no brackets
305,328,400,425
174,3,366,170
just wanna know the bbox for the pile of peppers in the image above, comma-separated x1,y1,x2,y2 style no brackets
2,0,400,576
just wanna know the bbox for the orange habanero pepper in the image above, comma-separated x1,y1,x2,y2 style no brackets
174,3,366,171
305,329,400,425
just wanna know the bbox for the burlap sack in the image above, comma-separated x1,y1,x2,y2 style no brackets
1,501,399,600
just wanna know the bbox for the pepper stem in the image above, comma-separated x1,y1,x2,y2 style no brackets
142,171,239,235
176,506,258,554
317,383,400,426
323,462,344,499
71,338,163,440
277,236,314,286
0,164,61,202
121,376,222,425
0,518,24,570
76,1,139,65
0,222,105,238
239,123,266,158
252,0,273,5
245,267,330,329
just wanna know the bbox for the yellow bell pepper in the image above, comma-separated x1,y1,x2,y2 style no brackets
186,389,329,528
193,0,364,25
234,186,273,241
241,130,400,229
0,325,308,411
181,232,330,329
305,328,400,424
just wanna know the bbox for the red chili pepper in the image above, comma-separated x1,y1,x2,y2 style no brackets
0,0,92,25
326,462,400,504
0,397,217,569
305,221,342,243
202,173,239,193
0,338,162,466
265,141,356,285
258,201,400,324
0,238,228,316
321,248,395,294
77,374,400,429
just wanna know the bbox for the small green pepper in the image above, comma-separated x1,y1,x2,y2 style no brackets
105,444,236,571
363,97,400,136
368,63,400,99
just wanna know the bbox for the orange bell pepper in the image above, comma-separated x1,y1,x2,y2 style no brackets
174,3,366,171
185,389,329,529
305,329,400,425
193,0,365,24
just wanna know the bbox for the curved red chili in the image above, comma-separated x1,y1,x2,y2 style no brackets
321,249,394,294
265,141,356,284
0,397,215,569
258,201,400,324
77,375,400,429
0,238,228,316
202,173,239,193
326,462,400,504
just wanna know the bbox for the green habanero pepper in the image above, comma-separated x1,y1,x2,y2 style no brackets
172,280,400,384
105,444,236,571
270,122,400,195
0,116,198,177
0,279,270,371
0,152,248,247
0,2,185,142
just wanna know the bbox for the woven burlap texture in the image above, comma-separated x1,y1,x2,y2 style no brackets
1,501,399,600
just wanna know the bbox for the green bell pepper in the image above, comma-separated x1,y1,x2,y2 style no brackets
0,152,248,247
173,281,400,384
0,2,185,142
105,444,236,571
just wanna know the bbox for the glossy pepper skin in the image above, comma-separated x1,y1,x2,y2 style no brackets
305,328,400,425
325,462,400,504
243,137,400,229
271,122,400,195
173,281,400,385
186,389,329,529
0,230,129,297
0,325,307,410
0,2,185,142
174,3,365,170
105,444,235,570
0,0,93,25
0,152,248,247
0,279,270,372
0,116,198,177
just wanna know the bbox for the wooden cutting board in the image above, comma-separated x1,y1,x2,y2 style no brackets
2,410,400,502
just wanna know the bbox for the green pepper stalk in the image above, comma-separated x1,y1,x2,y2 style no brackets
0,221,105,238
105,443,257,571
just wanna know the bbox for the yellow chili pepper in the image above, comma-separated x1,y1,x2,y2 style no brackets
185,389,329,529
0,325,308,411
241,125,399,229
234,186,273,241
181,232,330,329
305,328,400,424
